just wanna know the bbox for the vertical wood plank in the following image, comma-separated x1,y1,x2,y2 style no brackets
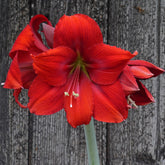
107,0,164,164
8,0,30,164
0,0,10,164
0,0,30,164
160,1,165,164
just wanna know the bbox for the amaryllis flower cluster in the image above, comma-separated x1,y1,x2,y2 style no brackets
4,14,164,128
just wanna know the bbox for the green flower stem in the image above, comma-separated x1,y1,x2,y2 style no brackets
84,118,100,165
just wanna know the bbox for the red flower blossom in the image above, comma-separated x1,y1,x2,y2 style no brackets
28,14,135,127
120,59,164,106
4,15,54,107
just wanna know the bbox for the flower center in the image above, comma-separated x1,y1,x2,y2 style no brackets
70,51,88,76
64,51,89,108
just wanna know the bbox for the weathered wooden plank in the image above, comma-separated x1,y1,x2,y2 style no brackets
8,0,30,163
159,2,165,165
28,0,109,165
0,0,30,164
0,0,11,164
107,0,164,165
0,1,10,164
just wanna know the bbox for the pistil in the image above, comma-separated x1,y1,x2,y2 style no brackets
64,66,80,108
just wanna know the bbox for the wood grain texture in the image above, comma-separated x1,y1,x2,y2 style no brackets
0,1,10,164
160,2,165,165
0,0,164,165
0,0,30,165
107,0,165,165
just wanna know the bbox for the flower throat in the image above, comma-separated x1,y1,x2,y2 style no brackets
64,51,89,108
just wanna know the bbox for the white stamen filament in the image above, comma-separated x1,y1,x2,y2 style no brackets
70,95,73,108
127,95,138,108
64,91,79,108
64,66,81,108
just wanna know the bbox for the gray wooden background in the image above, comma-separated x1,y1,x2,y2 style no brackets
0,0,165,165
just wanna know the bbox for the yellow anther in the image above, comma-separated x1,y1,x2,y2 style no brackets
64,92,69,96
72,91,79,97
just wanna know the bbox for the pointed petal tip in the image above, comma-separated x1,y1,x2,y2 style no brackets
128,60,165,77
151,95,155,103
67,116,92,128
133,50,138,56
159,68,165,73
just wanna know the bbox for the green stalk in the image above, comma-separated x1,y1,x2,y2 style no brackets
84,118,100,165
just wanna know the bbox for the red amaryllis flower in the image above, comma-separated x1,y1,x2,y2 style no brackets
3,15,54,107
120,59,164,106
28,14,135,128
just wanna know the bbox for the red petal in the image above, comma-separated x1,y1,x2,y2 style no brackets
28,76,64,115
119,66,139,96
30,14,52,51
9,25,35,58
130,80,155,105
130,66,154,79
92,80,128,123
54,14,103,52
86,44,135,85
42,23,55,48
128,60,164,77
30,15,52,34
64,72,93,128
9,15,52,59
4,52,36,89
32,47,77,86
4,54,23,89
18,52,36,88
13,88,28,108
9,25,45,59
